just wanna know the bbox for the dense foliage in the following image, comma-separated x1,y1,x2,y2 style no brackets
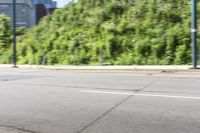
0,14,12,64
17,0,194,65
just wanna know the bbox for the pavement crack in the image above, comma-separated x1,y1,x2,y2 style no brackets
76,95,133,133
11,82,153,93
134,78,160,93
0,76,49,82
0,125,42,133
77,77,160,133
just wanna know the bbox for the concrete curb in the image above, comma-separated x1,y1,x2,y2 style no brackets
0,64,198,71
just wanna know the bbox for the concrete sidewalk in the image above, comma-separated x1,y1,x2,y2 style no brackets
0,64,198,71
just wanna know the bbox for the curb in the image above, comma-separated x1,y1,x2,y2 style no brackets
0,64,199,72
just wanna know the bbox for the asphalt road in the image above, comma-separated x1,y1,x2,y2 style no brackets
0,68,200,133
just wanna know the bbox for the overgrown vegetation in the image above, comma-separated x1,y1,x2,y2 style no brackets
2,0,197,65
0,14,12,64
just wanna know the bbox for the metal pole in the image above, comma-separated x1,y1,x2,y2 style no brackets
12,0,17,67
191,0,197,68
100,50,104,66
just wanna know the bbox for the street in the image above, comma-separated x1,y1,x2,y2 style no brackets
0,68,200,133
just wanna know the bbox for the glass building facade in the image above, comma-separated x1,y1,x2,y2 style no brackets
0,0,57,27
0,0,35,27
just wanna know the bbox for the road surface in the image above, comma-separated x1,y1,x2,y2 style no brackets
0,68,200,133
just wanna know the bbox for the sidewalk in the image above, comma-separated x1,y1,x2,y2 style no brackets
0,64,198,71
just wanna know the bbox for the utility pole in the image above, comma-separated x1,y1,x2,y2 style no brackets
191,0,198,68
12,0,17,67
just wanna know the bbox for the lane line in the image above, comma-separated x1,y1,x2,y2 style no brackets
81,90,200,100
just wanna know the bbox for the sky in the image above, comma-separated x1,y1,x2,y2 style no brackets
54,0,72,7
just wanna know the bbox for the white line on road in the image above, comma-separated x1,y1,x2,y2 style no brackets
81,90,200,100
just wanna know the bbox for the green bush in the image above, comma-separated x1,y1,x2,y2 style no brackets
0,14,12,63
17,0,196,65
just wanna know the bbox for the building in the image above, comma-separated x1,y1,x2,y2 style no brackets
0,0,35,27
35,0,57,8
35,4,46,23
0,0,57,27
35,0,57,23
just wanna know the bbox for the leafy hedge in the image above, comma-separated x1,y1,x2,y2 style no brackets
0,14,12,64
17,0,196,65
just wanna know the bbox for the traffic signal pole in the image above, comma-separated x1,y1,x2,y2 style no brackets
12,0,17,67
191,0,198,68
